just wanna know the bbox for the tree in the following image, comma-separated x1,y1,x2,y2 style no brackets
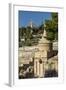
45,13,58,41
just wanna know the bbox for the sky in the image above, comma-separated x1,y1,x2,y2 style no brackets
19,10,52,28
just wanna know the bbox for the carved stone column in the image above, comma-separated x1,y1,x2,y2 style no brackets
34,60,37,77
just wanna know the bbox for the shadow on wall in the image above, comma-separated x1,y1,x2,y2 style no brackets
47,50,58,59
45,69,58,77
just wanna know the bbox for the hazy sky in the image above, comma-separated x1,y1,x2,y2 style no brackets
19,11,52,28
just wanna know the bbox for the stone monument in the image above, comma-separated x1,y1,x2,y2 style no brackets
34,23,52,78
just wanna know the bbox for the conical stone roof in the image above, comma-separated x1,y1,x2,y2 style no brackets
38,24,50,44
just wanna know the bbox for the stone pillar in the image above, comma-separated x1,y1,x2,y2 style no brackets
39,63,44,77
37,61,40,77
43,62,46,77
43,58,48,77
34,60,37,77
43,61,45,77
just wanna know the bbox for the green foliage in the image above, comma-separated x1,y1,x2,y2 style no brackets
45,13,58,41
46,32,55,41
